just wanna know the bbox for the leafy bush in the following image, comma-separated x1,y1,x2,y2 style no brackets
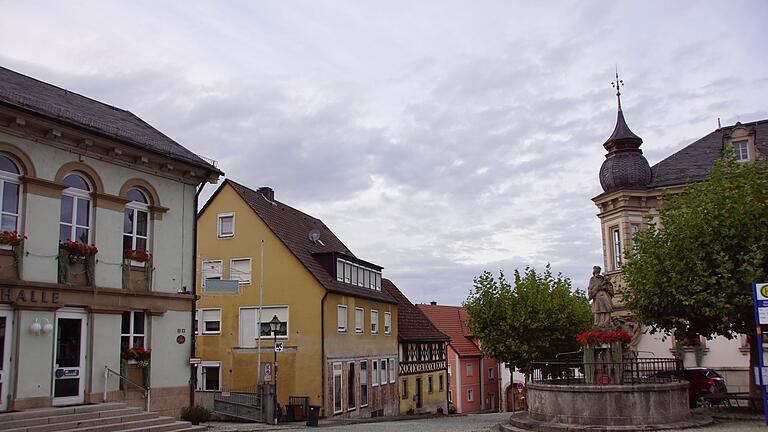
180,406,211,425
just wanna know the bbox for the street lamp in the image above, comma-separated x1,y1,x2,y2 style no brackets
269,314,281,425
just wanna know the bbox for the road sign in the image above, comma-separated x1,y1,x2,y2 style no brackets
275,342,284,352
263,362,272,381
189,358,201,365
752,282,768,426
755,283,768,324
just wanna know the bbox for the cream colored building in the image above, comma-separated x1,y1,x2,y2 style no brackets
0,66,221,415
592,90,766,393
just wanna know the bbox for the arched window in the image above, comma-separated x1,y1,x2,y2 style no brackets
59,173,92,244
123,188,149,251
0,154,22,233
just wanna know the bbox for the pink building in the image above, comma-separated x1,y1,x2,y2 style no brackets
417,303,500,413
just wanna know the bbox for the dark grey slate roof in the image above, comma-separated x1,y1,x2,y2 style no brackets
649,119,768,188
603,109,643,148
0,66,222,175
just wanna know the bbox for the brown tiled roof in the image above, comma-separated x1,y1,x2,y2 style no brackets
649,119,768,188
0,66,222,175
225,180,397,304
417,304,482,358
381,279,448,342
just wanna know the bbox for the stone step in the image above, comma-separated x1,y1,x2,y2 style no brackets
120,421,201,432
0,403,128,424
57,416,175,432
5,412,158,432
0,406,142,431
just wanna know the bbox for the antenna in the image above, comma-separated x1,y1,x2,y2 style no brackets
309,229,322,244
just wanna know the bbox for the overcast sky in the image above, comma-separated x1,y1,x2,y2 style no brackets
2,1,766,304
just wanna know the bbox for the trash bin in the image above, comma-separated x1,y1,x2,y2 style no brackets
285,404,294,421
306,405,320,427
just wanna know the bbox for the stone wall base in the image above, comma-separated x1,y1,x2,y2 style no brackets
9,396,52,411
87,385,188,418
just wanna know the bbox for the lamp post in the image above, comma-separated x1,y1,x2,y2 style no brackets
269,314,281,425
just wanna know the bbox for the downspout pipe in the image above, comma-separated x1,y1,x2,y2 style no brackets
190,171,210,406
320,291,328,416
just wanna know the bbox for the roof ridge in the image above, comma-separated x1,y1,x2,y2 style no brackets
227,179,324,224
0,66,130,114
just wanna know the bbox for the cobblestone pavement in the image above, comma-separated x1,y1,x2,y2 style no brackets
208,413,767,432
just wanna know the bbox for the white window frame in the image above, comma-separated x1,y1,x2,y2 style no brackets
202,259,223,287
733,139,749,161
337,305,348,332
388,358,395,383
384,312,392,335
466,362,473,377
360,360,368,407
355,307,364,334
372,359,379,387
488,367,494,379
230,257,252,285
238,305,290,346
198,361,222,391
60,174,92,244
0,155,22,237
371,310,378,334
121,310,147,350
217,212,235,238
201,308,221,335
333,362,343,414
611,226,621,270
347,361,356,412
379,359,387,385
467,388,473,402
123,189,150,257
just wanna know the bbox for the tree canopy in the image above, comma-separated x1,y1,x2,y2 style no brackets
622,157,768,341
464,265,592,374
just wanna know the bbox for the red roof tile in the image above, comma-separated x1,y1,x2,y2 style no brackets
220,180,397,304
381,279,448,342
417,304,482,358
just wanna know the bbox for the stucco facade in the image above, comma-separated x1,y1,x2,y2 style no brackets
0,67,219,416
195,181,398,418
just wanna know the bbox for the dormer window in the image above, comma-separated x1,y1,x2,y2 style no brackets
733,140,749,162
335,258,381,290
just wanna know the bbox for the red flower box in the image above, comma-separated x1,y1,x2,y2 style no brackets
576,328,632,346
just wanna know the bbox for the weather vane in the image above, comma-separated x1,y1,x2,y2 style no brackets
611,67,624,110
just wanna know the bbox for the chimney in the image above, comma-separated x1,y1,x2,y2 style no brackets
430,301,437,305
257,187,274,201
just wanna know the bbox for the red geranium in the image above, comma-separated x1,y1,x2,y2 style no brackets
576,328,632,346
124,249,152,262
123,346,152,367
0,231,26,246
60,240,98,257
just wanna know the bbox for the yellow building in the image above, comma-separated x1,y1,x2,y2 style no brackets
195,180,399,419
382,279,449,414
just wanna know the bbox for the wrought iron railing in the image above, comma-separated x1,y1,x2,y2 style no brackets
530,357,683,385
103,365,150,411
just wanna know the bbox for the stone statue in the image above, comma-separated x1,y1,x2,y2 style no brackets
588,266,614,327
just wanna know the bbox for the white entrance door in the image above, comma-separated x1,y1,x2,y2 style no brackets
0,308,13,411
52,310,88,406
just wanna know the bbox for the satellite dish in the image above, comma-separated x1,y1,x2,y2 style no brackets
309,229,321,243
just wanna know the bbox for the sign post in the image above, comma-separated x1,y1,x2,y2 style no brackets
752,282,768,424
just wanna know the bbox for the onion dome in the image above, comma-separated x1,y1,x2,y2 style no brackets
599,72,651,192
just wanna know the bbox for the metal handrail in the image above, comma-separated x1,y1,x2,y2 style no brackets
103,365,151,411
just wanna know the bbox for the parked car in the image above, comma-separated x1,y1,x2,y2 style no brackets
654,368,728,407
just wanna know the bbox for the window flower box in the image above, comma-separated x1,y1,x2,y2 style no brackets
120,347,151,389
122,250,153,292
58,241,97,286
0,231,25,279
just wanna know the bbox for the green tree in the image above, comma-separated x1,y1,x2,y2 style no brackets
464,265,592,377
622,157,768,392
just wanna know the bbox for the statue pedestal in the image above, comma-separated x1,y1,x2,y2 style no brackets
583,342,624,385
